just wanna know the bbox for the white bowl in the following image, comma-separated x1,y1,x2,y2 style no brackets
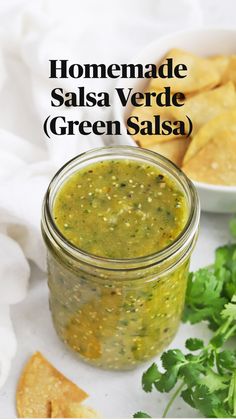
113,28,236,213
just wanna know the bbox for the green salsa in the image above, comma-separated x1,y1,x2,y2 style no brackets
53,160,188,258
44,154,195,370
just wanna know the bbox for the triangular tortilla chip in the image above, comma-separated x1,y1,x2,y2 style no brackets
209,55,230,83
182,131,236,186
183,108,236,164
149,48,221,94
16,352,88,418
173,82,236,137
143,136,190,167
222,55,236,87
51,401,99,418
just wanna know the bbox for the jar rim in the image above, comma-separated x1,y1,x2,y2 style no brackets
42,146,200,271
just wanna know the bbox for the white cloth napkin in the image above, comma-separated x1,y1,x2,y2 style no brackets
0,0,203,387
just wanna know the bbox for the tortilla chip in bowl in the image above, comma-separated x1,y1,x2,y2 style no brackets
113,28,236,213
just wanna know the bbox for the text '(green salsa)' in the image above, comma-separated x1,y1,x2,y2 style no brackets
53,160,188,258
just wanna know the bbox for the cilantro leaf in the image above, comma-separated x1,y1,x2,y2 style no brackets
153,350,186,393
199,369,228,393
191,385,222,417
215,245,236,300
155,368,179,393
180,363,203,386
183,268,226,327
133,412,151,418
185,338,204,351
217,350,236,372
142,363,160,393
181,387,195,408
215,244,236,270
221,296,236,322
161,349,185,369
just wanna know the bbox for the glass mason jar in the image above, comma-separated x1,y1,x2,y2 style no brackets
41,146,200,370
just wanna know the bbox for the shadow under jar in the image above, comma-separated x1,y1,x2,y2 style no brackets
41,146,200,370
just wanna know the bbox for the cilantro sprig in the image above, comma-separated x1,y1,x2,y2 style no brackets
135,218,236,418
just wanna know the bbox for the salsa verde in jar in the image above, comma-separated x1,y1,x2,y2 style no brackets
42,146,200,370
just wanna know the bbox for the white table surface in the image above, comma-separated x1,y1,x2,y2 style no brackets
0,211,231,418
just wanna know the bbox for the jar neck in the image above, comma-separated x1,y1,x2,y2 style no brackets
42,146,200,274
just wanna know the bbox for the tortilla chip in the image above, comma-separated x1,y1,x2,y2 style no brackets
16,352,88,418
149,48,221,94
183,108,236,164
182,130,236,186
143,137,190,167
222,55,236,86
209,55,230,82
173,82,236,136
51,401,99,418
